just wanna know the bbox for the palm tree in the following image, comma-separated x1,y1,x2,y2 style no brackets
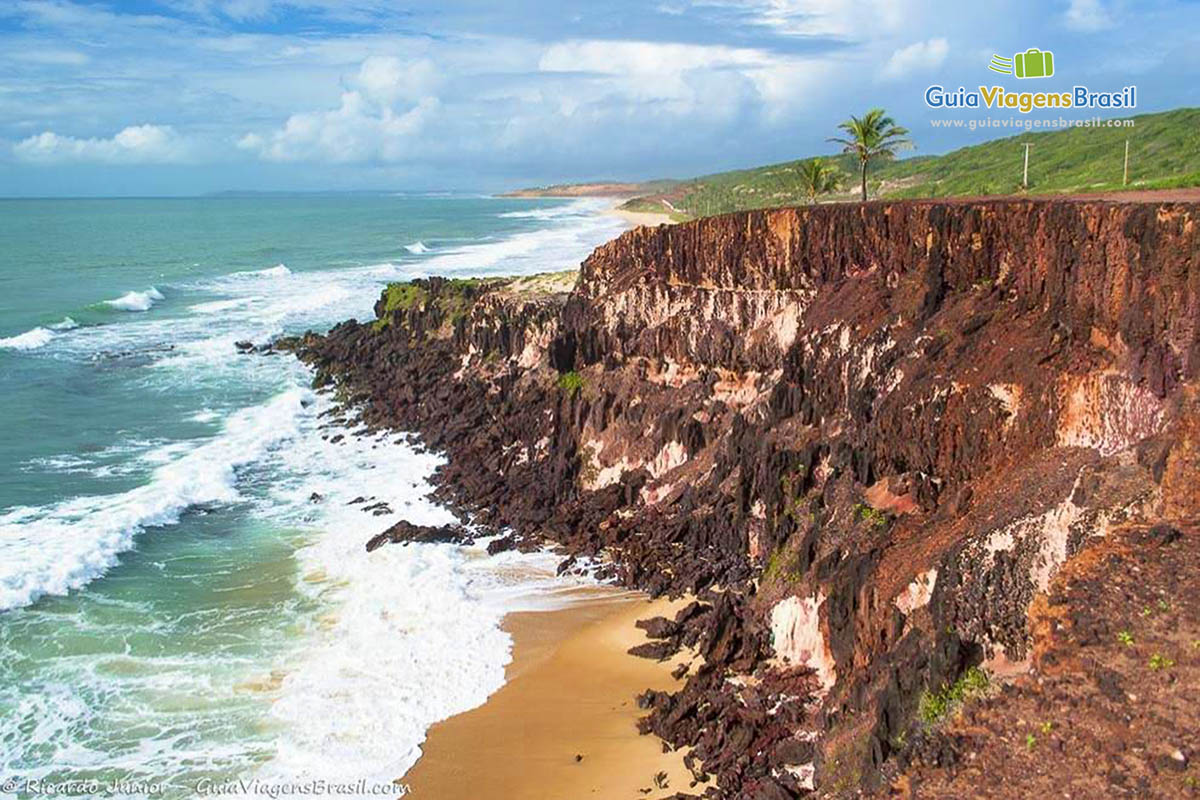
797,158,840,204
828,109,911,202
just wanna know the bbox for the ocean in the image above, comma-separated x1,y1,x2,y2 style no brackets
0,194,625,795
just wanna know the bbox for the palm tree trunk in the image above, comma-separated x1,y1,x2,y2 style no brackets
860,160,868,202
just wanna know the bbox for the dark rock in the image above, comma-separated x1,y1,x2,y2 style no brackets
771,737,815,765
486,535,517,555
628,641,679,661
1143,523,1182,545
365,520,473,552
749,778,795,800
636,616,680,639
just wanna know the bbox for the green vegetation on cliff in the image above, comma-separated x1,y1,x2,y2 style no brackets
379,282,429,315
918,666,990,726
374,277,487,331
557,370,584,395
619,107,1200,218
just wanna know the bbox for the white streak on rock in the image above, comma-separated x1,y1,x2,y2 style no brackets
770,593,837,694
894,568,938,615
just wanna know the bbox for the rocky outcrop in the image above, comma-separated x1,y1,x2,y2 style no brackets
364,520,474,551
286,198,1200,798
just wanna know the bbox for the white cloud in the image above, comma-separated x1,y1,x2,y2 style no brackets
216,0,274,21
881,37,949,80
356,55,439,106
539,40,765,75
708,0,908,38
4,49,90,66
1064,0,1115,31
237,57,442,163
8,0,1184,191
10,0,173,32
13,124,194,164
538,39,826,115
539,39,771,108
232,39,842,168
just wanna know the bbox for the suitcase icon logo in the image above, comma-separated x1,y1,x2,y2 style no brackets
989,48,1055,79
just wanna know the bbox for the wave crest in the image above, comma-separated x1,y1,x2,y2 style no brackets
0,318,77,351
0,327,55,351
0,389,309,611
105,288,164,312
236,264,292,278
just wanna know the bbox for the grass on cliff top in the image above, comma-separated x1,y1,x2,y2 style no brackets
373,272,580,331
379,282,429,314
373,277,485,330
617,107,1200,218
499,269,579,298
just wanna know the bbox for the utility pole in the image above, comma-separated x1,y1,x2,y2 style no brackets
1123,138,1130,187
1022,142,1033,190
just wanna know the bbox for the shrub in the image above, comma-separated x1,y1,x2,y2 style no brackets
918,666,990,726
558,371,584,395
853,502,890,529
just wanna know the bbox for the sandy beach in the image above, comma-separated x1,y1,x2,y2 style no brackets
402,590,699,800
604,202,676,228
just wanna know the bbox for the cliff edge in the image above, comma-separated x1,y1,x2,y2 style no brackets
284,199,1200,798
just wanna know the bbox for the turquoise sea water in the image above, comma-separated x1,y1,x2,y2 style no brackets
0,195,622,796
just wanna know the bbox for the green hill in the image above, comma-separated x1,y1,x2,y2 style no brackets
621,107,1200,218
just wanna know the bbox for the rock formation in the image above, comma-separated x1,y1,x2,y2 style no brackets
282,199,1199,798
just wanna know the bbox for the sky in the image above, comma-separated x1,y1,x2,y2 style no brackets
0,0,1197,195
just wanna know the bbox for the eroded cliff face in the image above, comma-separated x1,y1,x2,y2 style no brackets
286,199,1200,798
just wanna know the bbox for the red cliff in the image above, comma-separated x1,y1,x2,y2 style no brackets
288,198,1200,798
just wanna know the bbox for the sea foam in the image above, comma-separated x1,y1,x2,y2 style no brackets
231,264,292,279
0,318,77,350
496,198,603,221
404,241,430,254
0,197,628,791
106,287,165,312
0,389,310,611
401,200,623,281
253,400,591,786
0,327,55,350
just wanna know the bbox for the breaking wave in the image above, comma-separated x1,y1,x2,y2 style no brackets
105,288,165,312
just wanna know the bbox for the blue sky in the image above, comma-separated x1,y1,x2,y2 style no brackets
0,0,1196,195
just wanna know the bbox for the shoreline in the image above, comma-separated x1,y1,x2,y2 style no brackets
496,191,674,227
402,590,698,800
601,199,675,229
377,203,678,798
